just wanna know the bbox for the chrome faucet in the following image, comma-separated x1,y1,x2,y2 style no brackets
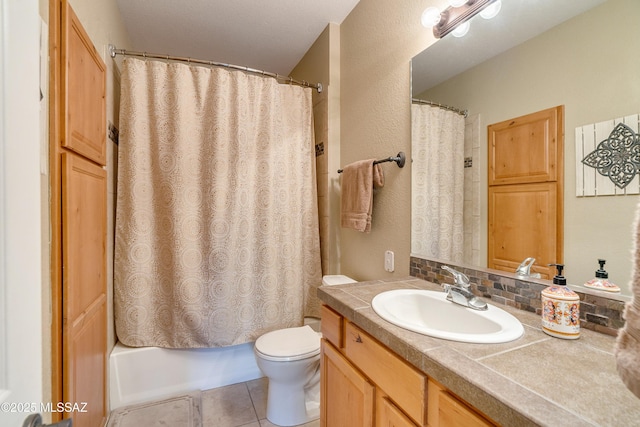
441,265,487,311
515,257,542,279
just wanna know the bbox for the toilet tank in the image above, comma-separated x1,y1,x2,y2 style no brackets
306,276,357,332
322,275,357,286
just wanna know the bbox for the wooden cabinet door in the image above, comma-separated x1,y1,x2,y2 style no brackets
428,380,494,427
488,106,563,277
62,3,106,165
321,340,375,427
62,152,107,426
377,394,418,427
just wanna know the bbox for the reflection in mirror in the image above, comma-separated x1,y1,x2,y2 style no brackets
411,102,465,263
411,0,640,295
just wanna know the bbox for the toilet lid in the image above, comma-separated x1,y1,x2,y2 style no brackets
255,325,321,361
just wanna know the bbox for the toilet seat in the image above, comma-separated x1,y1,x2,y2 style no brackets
255,325,321,362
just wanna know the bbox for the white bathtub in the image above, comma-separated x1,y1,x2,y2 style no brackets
109,341,263,410
109,318,321,410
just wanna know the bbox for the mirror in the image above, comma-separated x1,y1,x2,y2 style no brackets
411,0,640,295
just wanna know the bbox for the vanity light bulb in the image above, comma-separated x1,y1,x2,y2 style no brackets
480,0,502,19
451,21,470,37
448,0,468,7
421,7,442,28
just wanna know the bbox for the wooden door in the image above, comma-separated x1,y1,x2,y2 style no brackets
488,106,564,279
50,1,108,425
321,340,375,427
62,153,107,426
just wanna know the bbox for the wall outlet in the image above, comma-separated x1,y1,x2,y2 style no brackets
384,250,394,272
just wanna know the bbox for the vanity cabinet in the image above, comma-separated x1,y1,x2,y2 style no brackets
320,305,496,427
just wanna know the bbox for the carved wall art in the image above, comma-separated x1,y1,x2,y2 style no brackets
575,114,640,196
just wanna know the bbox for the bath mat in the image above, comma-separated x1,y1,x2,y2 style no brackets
106,392,202,427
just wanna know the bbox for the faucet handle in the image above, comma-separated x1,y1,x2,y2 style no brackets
442,265,470,289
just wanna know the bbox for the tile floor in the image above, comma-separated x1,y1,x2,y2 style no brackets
106,377,320,427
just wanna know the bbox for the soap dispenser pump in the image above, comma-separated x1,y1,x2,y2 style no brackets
583,259,620,292
541,264,580,339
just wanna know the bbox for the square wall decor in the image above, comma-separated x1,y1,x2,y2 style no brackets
576,114,640,197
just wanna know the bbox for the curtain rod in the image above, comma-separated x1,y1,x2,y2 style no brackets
412,98,468,118
108,45,323,93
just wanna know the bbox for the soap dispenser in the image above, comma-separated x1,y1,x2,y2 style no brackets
541,264,580,339
583,259,620,292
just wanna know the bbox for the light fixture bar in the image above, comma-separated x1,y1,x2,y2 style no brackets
433,0,499,39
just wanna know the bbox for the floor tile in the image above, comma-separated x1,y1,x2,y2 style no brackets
107,379,320,427
246,377,268,420
201,382,258,427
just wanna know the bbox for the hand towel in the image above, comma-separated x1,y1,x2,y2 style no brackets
616,200,640,399
340,159,384,233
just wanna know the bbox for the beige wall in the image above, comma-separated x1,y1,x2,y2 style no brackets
420,0,640,292
292,24,343,274
337,0,439,280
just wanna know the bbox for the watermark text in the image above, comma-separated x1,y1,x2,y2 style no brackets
0,402,88,413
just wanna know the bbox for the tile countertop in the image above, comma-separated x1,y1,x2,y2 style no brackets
317,277,640,427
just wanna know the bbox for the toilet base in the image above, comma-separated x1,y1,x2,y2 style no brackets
265,374,320,426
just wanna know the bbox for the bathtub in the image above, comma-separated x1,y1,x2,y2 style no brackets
109,341,263,410
109,318,321,410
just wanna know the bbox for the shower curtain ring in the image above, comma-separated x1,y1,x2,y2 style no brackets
143,52,147,58
289,77,293,85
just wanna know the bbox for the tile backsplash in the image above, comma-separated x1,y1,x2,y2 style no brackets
410,256,627,336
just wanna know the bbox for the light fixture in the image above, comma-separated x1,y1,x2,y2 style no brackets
421,0,502,39
480,0,502,19
421,7,442,28
451,21,471,38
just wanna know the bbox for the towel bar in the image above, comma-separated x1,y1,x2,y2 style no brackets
338,152,405,173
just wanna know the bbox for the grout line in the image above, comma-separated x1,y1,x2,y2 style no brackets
244,380,262,426
475,336,551,361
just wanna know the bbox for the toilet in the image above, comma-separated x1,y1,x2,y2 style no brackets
254,275,356,426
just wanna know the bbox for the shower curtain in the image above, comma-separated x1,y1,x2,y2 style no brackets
411,104,465,262
114,57,322,348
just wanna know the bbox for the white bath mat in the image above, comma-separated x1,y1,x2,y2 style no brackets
106,392,202,427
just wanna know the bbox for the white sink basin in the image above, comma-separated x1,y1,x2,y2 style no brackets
371,289,524,344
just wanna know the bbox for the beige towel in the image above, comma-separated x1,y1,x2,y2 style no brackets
616,200,640,399
340,159,384,233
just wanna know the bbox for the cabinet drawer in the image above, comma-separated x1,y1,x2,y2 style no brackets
321,305,343,349
345,322,427,426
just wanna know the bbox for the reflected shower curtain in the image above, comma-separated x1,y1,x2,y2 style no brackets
411,104,465,262
114,57,322,348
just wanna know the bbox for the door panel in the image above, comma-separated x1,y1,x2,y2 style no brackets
62,152,107,426
488,183,557,279
489,107,560,186
62,4,106,165
488,106,563,275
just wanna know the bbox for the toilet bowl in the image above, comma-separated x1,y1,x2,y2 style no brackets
253,275,356,426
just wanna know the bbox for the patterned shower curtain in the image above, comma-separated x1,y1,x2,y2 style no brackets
411,103,465,263
114,57,322,348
